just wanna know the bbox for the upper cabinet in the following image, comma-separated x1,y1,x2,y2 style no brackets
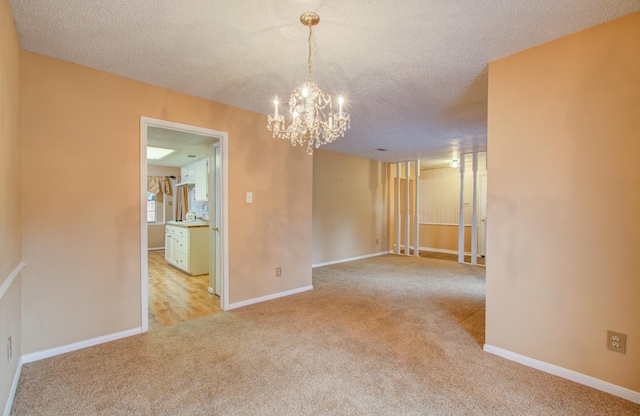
179,158,208,201
180,164,196,183
193,158,208,201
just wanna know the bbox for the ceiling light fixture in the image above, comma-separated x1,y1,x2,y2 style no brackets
267,12,350,155
147,146,176,160
449,159,460,168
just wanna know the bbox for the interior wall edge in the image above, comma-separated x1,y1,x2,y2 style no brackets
2,356,23,416
0,262,24,301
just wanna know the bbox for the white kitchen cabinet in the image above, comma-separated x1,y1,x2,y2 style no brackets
165,232,178,266
179,158,208,200
180,164,196,182
164,224,209,275
193,158,209,201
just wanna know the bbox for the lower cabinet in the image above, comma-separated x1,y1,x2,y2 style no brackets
165,225,209,275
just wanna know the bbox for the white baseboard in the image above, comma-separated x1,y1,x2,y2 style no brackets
418,246,471,256
6,328,143,416
312,251,392,268
395,244,482,256
227,285,313,310
148,247,164,251
21,327,142,364
483,344,640,405
3,357,23,416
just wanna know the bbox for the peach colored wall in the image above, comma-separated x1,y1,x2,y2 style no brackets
0,0,22,409
21,52,312,354
312,150,389,265
487,12,640,392
419,224,472,253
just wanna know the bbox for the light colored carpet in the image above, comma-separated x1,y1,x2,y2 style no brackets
10,255,640,415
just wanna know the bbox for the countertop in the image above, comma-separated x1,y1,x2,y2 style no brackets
166,220,209,228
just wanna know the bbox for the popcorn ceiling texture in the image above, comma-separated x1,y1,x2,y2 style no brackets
7,0,640,163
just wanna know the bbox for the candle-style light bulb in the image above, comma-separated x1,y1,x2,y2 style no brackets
338,96,344,115
274,96,279,118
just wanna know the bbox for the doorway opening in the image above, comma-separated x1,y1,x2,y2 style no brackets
140,117,229,332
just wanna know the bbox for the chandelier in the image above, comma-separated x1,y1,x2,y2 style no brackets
267,12,350,155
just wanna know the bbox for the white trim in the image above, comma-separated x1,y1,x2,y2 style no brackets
312,251,392,268
483,344,640,405
226,285,313,310
140,117,230,323
219,139,230,311
21,328,142,364
419,222,473,226
148,247,164,251
414,160,420,257
0,262,24,301
395,244,475,256
140,119,148,332
3,357,23,416
395,163,401,255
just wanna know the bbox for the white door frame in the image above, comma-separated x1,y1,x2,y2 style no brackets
478,172,488,257
209,142,222,297
140,117,229,333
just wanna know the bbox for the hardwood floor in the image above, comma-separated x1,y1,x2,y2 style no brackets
148,250,222,330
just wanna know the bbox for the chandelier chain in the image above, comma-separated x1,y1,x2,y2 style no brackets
307,24,313,83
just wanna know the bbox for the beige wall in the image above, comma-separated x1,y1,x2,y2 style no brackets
487,12,640,392
147,165,180,249
0,0,22,409
21,52,312,353
312,150,389,265
419,224,472,253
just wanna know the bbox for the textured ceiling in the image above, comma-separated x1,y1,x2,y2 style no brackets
9,0,640,166
147,126,216,168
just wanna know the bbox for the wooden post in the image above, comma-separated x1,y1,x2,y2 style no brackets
395,163,401,255
471,152,478,265
414,160,420,257
405,162,410,256
458,154,465,263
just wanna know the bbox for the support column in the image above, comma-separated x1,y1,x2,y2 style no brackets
413,160,420,257
458,154,465,263
395,163,401,255
404,162,410,256
471,152,478,265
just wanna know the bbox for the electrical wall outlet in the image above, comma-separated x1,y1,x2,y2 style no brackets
7,336,11,362
275,267,282,277
376,238,380,245
607,330,626,354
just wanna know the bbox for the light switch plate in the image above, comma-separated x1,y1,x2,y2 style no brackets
246,192,253,203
